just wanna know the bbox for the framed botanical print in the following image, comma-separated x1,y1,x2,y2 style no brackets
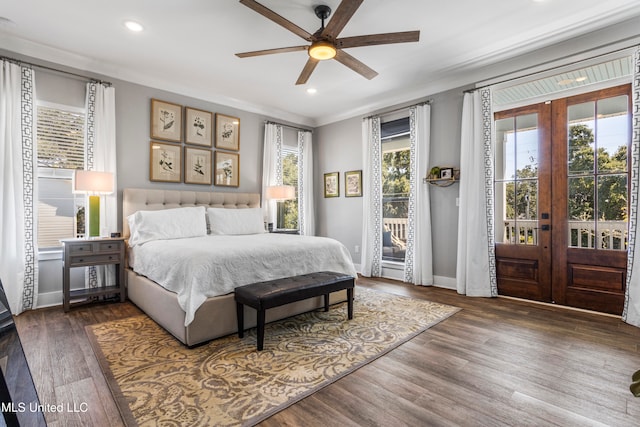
324,172,339,198
150,99,182,143
215,113,240,151
214,151,240,187
150,141,182,183
345,170,362,197
184,147,212,185
185,107,213,147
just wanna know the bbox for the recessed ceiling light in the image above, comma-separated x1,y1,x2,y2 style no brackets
306,88,317,95
124,20,144,32
558,79,574,86
575,76,588,82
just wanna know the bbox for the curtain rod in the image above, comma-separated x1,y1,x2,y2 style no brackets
363,99,432,120
265,120,313,133
463,42,638,94
1,55,112,86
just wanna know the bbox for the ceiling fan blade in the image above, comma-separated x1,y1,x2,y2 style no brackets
321,0,363,39
334,50,378,80
239,0,312,41
236,46,308,58
296,58,319,85
337,31,420,49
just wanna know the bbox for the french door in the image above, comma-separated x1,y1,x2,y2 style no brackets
494,84,631,315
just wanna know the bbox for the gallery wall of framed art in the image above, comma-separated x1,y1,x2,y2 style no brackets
148,98,241,187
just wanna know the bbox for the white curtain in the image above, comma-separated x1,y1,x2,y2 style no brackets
0,61,38,314
623,47,640,327
404,104,433,285
360,116,382,277
262,123,282,226
297,130,315,235
456,89,497,297
85,82,117,287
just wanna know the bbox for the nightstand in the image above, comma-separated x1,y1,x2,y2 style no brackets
61,237,126,312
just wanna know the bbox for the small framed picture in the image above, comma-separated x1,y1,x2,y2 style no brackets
214,151,240,187
440,167,454,180
150,141,182,183
185,107,213,147
150,99,182,143
215,113,240,151
345,170,362,197
184,147,212,185
324,172,340,198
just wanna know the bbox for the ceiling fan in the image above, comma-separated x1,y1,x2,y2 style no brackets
236,0,420,85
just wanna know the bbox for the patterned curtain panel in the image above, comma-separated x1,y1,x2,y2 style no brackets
297,130,315,236
85,82,117,288
0,61,38,313
360,116,382,277
456,89,497,297
404,104,433,284
262,123,283,226
623,48,640,327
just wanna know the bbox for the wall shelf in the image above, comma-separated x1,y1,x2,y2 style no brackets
425,166,460,187
424,177,458,187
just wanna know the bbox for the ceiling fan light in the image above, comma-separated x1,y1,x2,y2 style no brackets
308,41,336,60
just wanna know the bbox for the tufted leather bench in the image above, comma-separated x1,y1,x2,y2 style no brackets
235,271,355,350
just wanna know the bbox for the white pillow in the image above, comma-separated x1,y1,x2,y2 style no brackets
207,208,265,235
128,206,207,247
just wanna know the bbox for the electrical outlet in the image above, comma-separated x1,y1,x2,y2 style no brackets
354,245,360,253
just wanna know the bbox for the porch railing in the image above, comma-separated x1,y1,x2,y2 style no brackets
383,218,407,242
501,219,628,250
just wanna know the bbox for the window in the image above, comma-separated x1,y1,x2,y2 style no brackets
381,117,410,263
281,145,299,229
36,102,86,249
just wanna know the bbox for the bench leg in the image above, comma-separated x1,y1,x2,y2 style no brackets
257,309,266,351
324,293,330,311
236,302,244,338
347,288,354,320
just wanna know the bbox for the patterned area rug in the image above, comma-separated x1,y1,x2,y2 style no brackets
86,287,460,427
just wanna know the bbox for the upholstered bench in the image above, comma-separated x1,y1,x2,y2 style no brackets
235,271,355,351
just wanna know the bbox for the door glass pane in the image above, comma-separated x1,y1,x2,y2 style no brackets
568,101,595,175
597,95,628,173
515,114,539,178
567,95,628,250
598,174,628,250
516,180,538,245
568,176,595,248
495,113,538,245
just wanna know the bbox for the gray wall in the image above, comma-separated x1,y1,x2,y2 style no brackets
314,87,466,280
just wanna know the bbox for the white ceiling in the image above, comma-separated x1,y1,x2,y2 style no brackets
1,0,639,127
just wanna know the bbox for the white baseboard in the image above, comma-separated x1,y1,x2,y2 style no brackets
433,275,457,290
36,290,62,309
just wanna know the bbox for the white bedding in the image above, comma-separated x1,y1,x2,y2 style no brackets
130,233,358,326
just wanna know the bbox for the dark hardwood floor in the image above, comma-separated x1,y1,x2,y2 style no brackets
14,277,640,426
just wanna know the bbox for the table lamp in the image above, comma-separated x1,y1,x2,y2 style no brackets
265,185,295,229
73,170,114,237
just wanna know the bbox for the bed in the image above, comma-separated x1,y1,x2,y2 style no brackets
123,188,357,346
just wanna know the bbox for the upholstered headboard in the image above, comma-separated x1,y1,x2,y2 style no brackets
122,188,261,238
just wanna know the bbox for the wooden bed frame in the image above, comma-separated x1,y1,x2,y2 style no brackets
123,188,346,346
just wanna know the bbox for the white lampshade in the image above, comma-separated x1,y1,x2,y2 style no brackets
73,170,114,194
265,185,295,201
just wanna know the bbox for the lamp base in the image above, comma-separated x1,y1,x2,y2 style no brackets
88,195,100,237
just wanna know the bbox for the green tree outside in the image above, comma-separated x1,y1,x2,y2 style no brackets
382,150,410,218
504,123,627,248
